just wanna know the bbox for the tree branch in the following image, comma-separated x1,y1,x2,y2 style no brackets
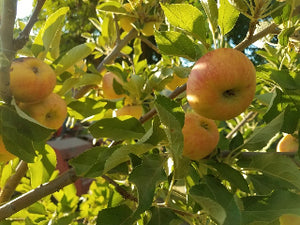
0,168,78,220
0,161,28,204
74,28,138,99
235,23,280,51
13,0,46,52
0,0,17,103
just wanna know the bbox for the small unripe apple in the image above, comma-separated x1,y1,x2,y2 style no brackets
116,105,143,119
279,214,300,225
276,134,299,152
18,93,67,130
120,16,136,32
102,72,126,99
0,136,16,163
182,112,219,160
141,21,160,36
10,57,57,103
186,48,256,121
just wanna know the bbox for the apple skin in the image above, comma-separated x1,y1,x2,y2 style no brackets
182,112,219,160
116,105,143,119
18,93,67,130
10,57,56,103
120,16,136,32
186,48,256,121
279,214,300,225
276,134,299,152
0,136,16,163
102,72,126,99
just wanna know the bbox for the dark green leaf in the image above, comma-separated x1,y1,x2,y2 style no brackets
229,131,244,150
97,204,133,225
88,117,145,141
148,206,180,225
228,0,248,13
155,31,204,61
161,3,206,42
241,190,300,225
189,176,241,225
242,112,284,151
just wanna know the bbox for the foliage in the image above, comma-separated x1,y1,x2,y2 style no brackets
0,0,300,224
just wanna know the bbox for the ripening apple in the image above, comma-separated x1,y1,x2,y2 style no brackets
102,72,126,99
18,93,68,130
279,214,300,225
182,112,219,160
186,48,256,121
116,105,143,120
0,136,16,163
276,134,299,152
10,57,57,103
119,16,136,32
141,21,160,36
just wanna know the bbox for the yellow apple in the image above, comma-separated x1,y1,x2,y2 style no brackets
0,136,16,163
166,73,188,91
186,48,256,121
18,93,67,130
276,134,299,152
182,112,219,160
279,214,300,225
141,21,160,36
120,16,136,32
116,105,143,120
10,57,57,103
102,72,126,99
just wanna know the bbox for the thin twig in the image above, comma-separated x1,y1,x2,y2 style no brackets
0,168,78,220
0,161,28,204
74,28,138,99
13,0,46,51
139,36,160,54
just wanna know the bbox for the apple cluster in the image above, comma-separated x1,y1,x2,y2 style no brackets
182,48,257,160
10,57,68,130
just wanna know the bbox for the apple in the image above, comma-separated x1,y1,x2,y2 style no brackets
10,57,57,103
18,93,68,130
116,105,143,120
120,16,136,32
102,72,126,99
0,136,16,163
182,112,219,160
141,21,160,36
186,48,256,121
279,214,300,225
166,73,188,91
276,134,299,152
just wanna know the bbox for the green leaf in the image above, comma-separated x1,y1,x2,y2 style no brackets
228,0,248,13
189,176,241,225
242,112,285,151
148,206,180,225
161,3,206,42
28,144,57,188
154,95,185,178
32,7,69,59
200,0,218,33
96,1,127,14
208,161,250,193
103,143,154,174
55,43,95,75
278,27,296,46
97,204,133,225
241,190,300,225
218,0,240,35
88,117,145,141
122,154,167,225
155,31,204,61
241,153,300,190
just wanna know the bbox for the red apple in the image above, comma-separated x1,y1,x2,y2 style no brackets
18,93,67,130
10,57,57,103
186,48,256,121
102,72,126,99
182,112,219,160
116,105,143,119
0,136,17,163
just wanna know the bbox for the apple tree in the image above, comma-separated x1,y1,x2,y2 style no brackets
0,0,299,224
